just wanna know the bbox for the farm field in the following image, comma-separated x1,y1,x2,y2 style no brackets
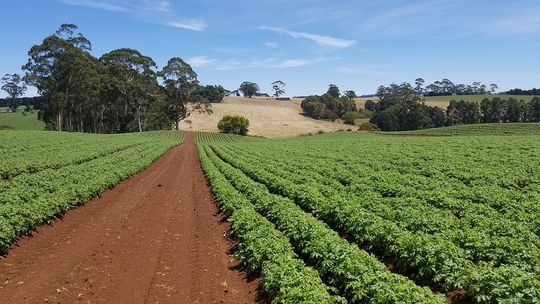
197,127,540,303
0,109,45,130
389,122,540,136
0,130,183,252
0,131,261,303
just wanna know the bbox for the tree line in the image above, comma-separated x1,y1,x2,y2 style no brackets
369,82,540,131
446,97,540,125
234,80,286,98
5,24,226,133
412,78,498,96
300,84,359,121
503,88,540,95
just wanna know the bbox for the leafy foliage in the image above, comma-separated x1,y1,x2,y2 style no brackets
301,94,356,120
198,130,540,303
0,130,183,253
239,81,260,98
217,114,249,135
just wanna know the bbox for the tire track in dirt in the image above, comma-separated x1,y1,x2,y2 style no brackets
0,132,260,304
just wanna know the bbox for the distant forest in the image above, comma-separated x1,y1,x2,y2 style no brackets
0,96,42,108
502,88,540,95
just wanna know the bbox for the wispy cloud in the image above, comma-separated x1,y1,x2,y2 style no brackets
198,57,332,70
480,7,540,35
167,19,206,31
357,0,465,36
59,0,128,11
264,42,279,48
259,26,356,48
57,0,206,31
187,56,216,67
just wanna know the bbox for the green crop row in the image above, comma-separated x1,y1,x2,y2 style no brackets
0,130,183,178
206,134,540,303
198,145,342,304
0,131,183,253
225,144,540,269
203,145,444,304
195,131,262,144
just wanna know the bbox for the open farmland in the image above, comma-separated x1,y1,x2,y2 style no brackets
389,122,540,136
179,96,352,137
0,109,45,130
0,130,183,252
197,127,540,303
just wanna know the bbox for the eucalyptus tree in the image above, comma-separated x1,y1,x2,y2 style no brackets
344,90,356,101
239,81,260,98
271,80,285,97
99,48,160,132
327,84,340,98
1,73,27,112
22,25,98,131
159,57,212,130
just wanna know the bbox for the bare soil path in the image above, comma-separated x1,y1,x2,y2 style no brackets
0,132,259,304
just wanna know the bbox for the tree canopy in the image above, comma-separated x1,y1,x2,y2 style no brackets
18,24,216,133
239,81,260,98
1,73,27,112
271,80,285,98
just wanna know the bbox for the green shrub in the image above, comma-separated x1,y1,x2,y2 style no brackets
357,122,380,131
217,114,249,135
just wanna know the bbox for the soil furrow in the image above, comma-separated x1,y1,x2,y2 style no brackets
0,132,259,304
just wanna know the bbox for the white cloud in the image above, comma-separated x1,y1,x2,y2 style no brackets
167,19,207,31
264,42,279,48
481,8,540,35
187,56,216,67
272,59,309,68
259,26,356,48
59,0,128,11
212,57,331,70
57,0,205,31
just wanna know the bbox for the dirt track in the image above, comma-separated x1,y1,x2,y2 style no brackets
0,132,259,303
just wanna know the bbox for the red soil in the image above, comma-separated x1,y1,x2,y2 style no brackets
0,132,259,303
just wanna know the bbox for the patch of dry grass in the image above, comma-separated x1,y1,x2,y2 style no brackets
180,97,352,138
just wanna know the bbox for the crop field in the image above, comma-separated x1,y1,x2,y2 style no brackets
0,130,183,253
195,131,261,144
389,122,540,136
197,129,540,303
0,109,45,130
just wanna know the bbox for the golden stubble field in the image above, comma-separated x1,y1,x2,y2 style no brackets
179,97,352,138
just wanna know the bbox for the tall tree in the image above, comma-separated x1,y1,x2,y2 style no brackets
23,28,98,131
271,80,285,98
239,81,259,98
160,57,212,130
327,84,340,98
55,23,92,51
414,78,425,96
489,83,499,94
1,73,27,112
344,90,356,101
100,48,160,132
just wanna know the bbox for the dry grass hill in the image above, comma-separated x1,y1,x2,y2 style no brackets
179,96,352,138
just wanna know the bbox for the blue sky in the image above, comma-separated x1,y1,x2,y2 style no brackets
1,0,540,97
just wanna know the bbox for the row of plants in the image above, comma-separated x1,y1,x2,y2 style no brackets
195,131,246,144
0,130,183,178
206,133,540,303
225,144,540,268
202,145,444,304
0,131,183,253
198,145,342,304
